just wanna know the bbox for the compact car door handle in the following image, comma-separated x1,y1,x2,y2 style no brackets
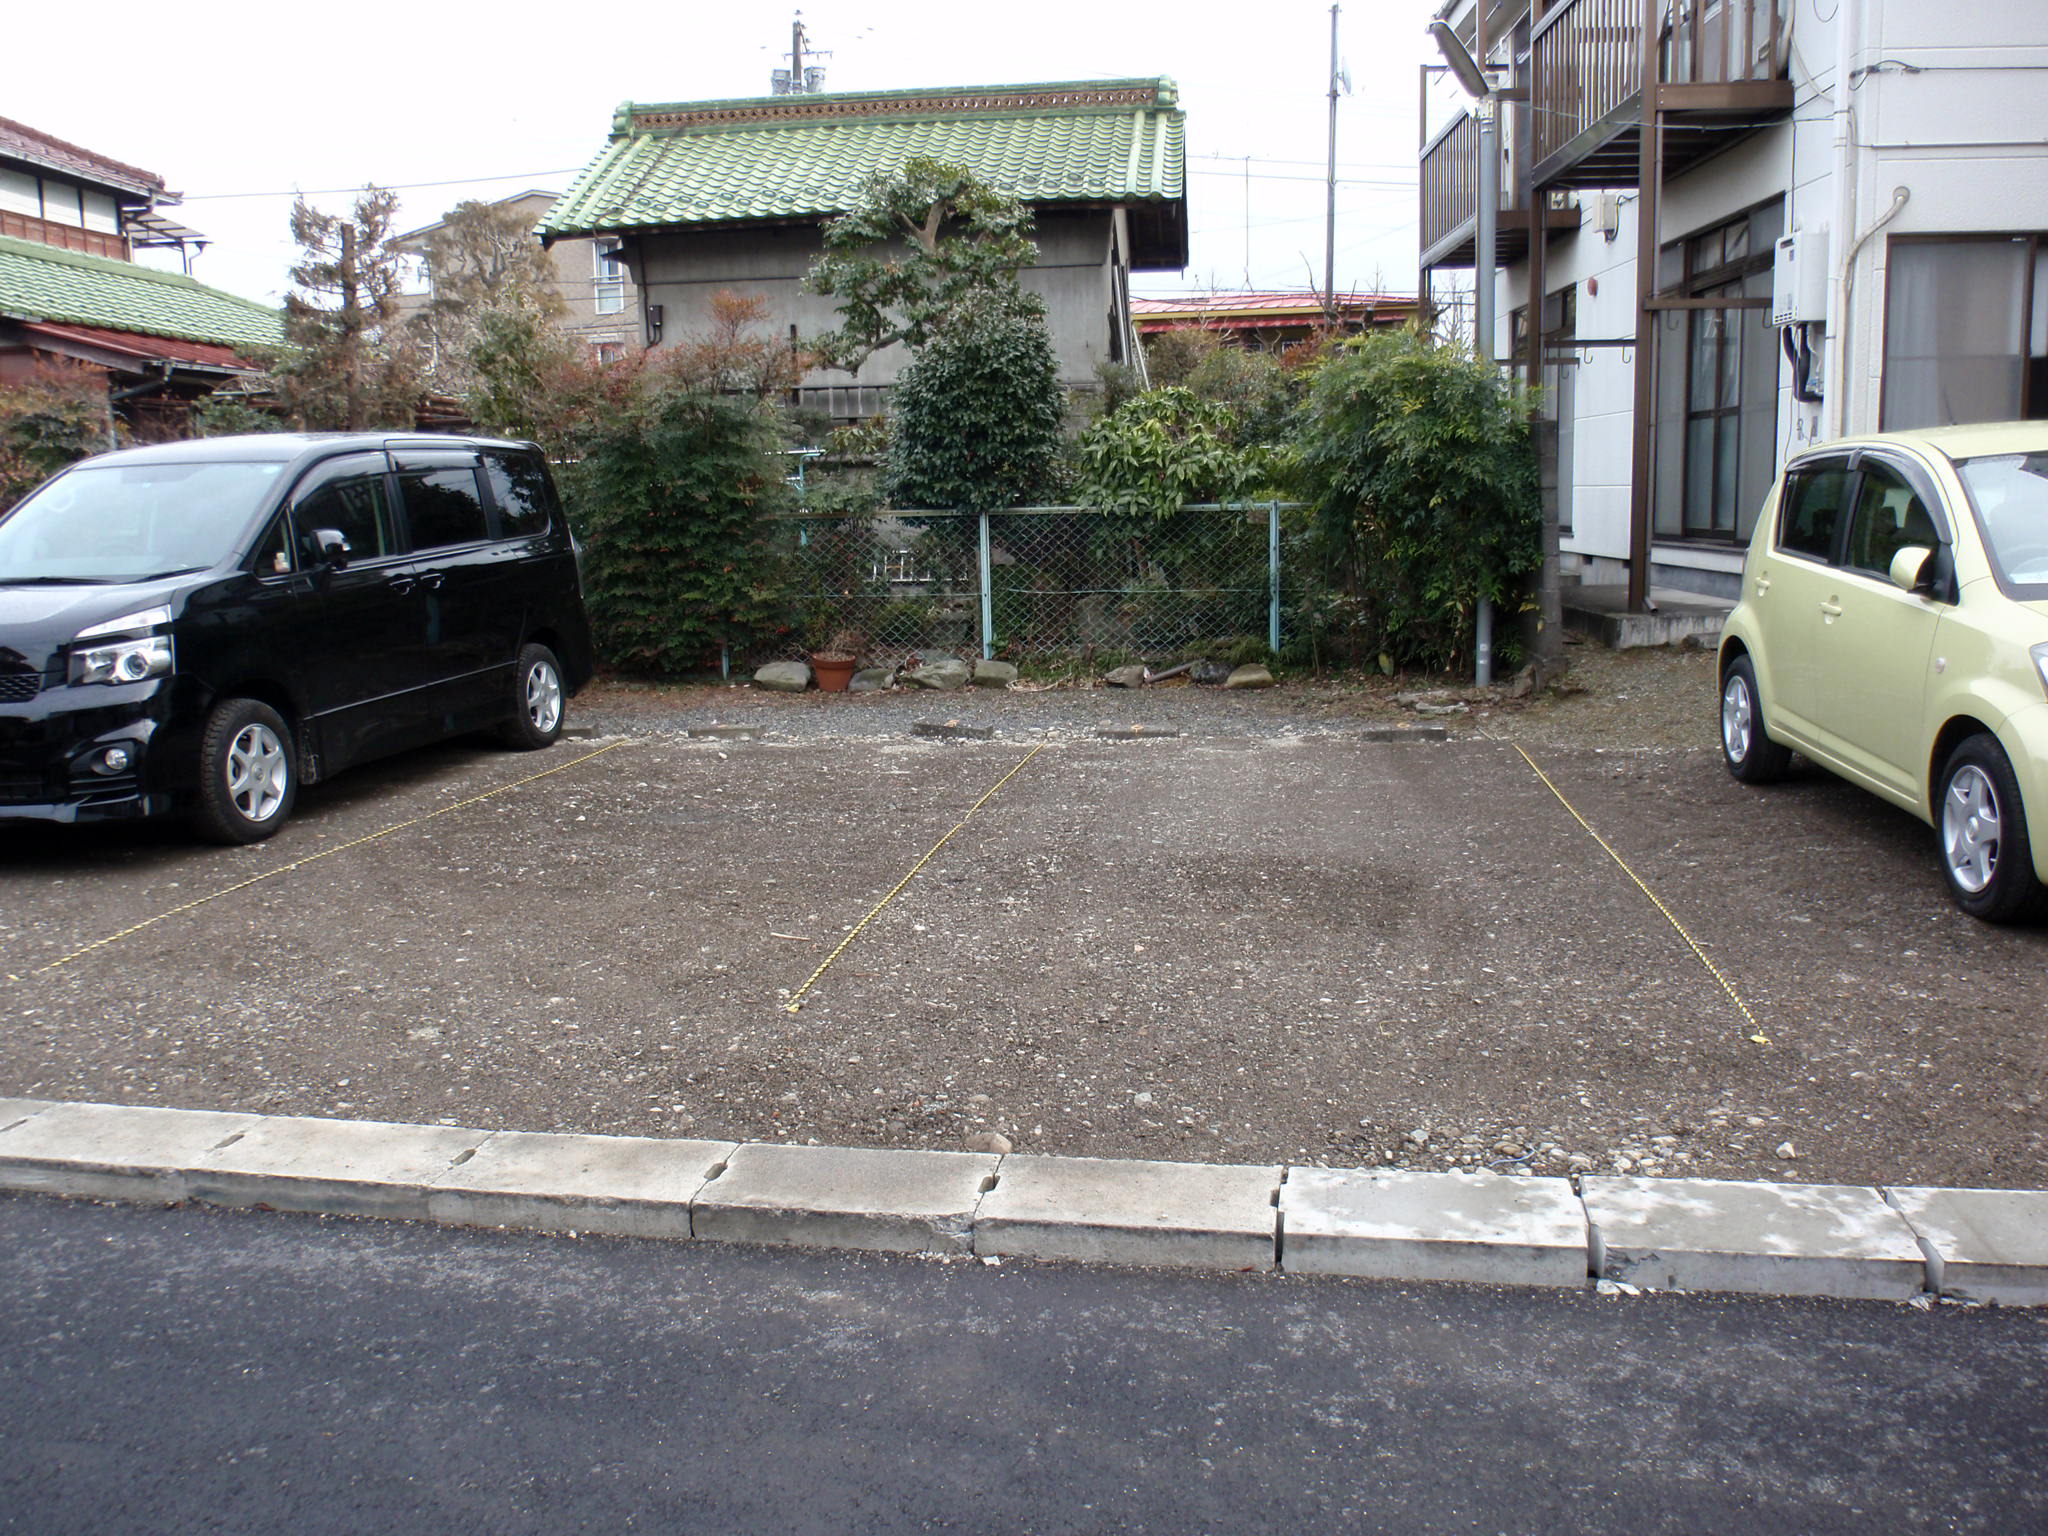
1820,599,1844,620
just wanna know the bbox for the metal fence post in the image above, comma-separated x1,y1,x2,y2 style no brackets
1267,501,1282,655
978,512,994,661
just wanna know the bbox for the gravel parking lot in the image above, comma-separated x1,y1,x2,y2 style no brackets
3,644,2043,1190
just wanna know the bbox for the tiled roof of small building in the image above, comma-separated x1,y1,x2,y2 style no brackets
0,235,282,353
540,78,1184,239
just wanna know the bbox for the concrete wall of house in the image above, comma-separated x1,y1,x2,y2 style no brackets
1484,0,2048,596
629,206,1124,396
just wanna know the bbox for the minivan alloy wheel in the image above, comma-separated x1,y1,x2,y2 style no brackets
524,657,563,735
226,722,290,823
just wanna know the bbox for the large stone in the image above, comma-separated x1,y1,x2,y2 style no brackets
1103,665,1148,689
974,1154,1280,1271
0,1101,259,1204
754,661,811,692
847,667,894,692
1223,664,1275,690
188,1115,490,1220
1580,1176,1927,1300
1886,1186,2048,1306
1189,659,1232,685
427,1131,738,1240
1281,1168,1589,1287
693,1143,1000,1254
973,660,1019,687
903,658,971,691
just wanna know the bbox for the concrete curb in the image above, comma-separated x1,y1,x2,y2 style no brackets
2,1099,2044,1306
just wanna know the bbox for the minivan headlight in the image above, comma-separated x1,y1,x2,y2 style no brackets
2033,642,2048,702
70,634,172,686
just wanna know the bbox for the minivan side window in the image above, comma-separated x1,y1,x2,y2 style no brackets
481,450,555,539
293,462,397,565
397,462,490,551
1776,462,1856,561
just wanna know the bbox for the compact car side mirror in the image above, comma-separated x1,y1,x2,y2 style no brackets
312,529,351,570
1889,544,1934,594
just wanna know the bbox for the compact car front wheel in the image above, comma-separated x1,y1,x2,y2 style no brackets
1938,734,2045,923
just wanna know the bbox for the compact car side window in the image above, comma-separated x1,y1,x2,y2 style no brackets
1841,459,1943,578
480,450,555,539
1775,462,1856,561
397,460,490,551
293,465,397,565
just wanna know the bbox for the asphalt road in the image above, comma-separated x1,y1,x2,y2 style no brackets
3,1194,2044,1535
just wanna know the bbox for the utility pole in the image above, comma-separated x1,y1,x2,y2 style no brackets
1325,4,1340,323
340,222,363,432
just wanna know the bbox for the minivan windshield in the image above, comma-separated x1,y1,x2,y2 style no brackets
0,461,287,584
1956,452,2048,594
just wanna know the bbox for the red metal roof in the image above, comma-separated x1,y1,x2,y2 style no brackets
1132,291,1416,333
16,321,251,370
0,117,165,200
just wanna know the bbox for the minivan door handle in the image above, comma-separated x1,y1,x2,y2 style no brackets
386,574,418,595
415,571,445,591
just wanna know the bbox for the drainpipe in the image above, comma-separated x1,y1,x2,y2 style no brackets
1824,0,1863,440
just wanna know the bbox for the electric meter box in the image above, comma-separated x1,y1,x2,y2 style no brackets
1772,230,1830,327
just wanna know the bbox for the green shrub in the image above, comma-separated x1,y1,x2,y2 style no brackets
886,306,1064,515
1290,328,1540,673
559,383,794,675
1074,387,1269,519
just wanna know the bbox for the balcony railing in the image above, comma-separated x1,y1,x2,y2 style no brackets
1421,112,1481,259
1531,0,1787,181
0,210,130,262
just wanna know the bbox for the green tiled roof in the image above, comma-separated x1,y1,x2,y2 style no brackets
0,234,283,353
540,78,1184,238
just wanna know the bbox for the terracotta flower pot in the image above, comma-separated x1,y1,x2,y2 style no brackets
811,653,858,692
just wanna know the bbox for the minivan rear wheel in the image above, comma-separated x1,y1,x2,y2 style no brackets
192,698,296,844
498,642,565,751
1938,734,2045,923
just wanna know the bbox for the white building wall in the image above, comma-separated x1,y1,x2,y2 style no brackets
1478,0,2048,587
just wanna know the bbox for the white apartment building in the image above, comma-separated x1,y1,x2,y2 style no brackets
1421,0,2048,607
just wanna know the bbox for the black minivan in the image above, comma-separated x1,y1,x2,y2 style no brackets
0,433,593,842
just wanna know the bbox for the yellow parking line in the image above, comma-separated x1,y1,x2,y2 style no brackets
1499,737,1771,1046
783,741,1049,1014
11,741,629,981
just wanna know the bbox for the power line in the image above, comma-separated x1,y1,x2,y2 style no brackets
182,168,584,202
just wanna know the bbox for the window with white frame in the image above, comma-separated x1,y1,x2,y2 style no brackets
593,238,627,315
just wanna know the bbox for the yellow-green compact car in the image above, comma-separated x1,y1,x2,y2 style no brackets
1719,423,2048,922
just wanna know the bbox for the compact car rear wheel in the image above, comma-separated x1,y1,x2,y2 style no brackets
1938,734,2045,923
498,642,565,751
192,698,296,844
1720,655,1792,784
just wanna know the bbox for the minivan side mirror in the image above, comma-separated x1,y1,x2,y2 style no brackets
312,529,352,570
1889,544,1934,594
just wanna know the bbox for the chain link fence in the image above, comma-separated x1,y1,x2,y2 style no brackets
757,504,1312,669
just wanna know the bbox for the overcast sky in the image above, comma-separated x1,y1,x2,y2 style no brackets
10,0,1461,310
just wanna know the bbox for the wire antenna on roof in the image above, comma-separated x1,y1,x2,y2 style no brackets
771,12,831,95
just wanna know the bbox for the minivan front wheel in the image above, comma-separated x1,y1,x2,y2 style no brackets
1938,734,2045,923
499,642,565,751
192,698,296,844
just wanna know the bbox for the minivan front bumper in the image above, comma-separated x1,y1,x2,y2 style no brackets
0,677,182,824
